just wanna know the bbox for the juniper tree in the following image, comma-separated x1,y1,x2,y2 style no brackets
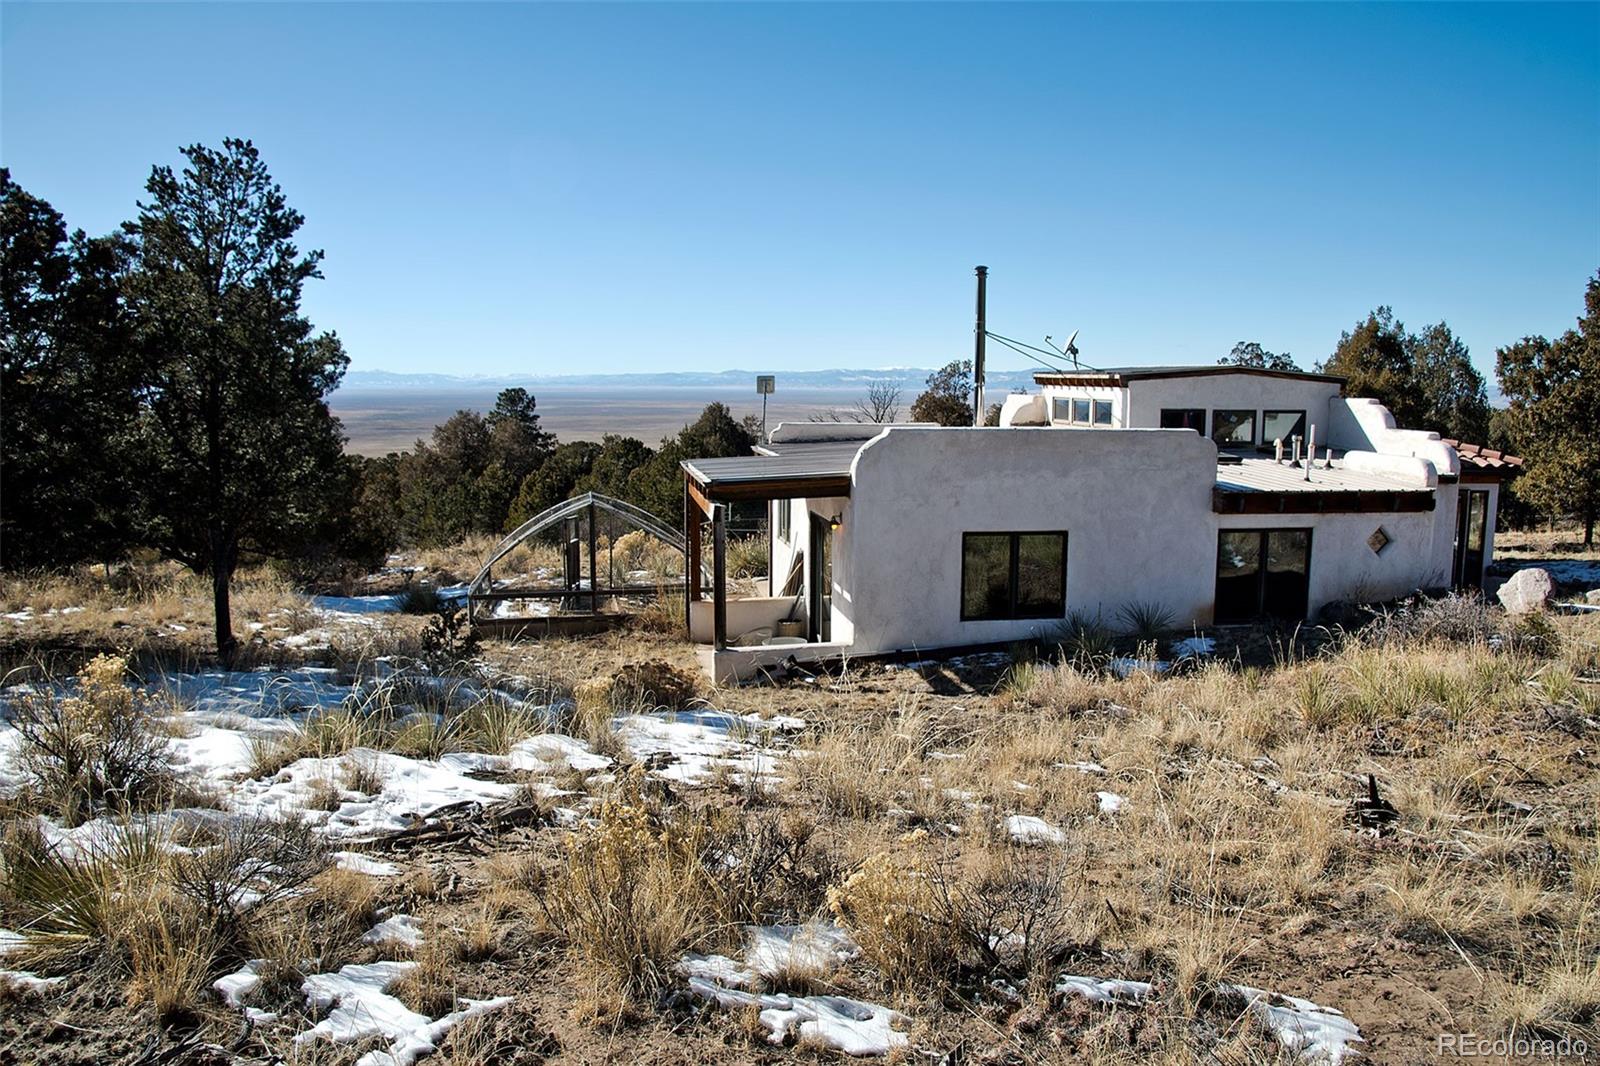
123,139,348,660
1497,273,1600,547
0,171,139,567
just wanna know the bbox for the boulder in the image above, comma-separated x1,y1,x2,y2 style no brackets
1586,588,1600,606
1497,567,1555,615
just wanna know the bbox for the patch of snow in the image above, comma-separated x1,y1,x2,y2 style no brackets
1055,973,1362,1064
1005,814,1067,846
688,978,908,1056
745,922,858,978
333,851,401,877
508,733,611,774
362,914,424,948
1172,636,1216,660
295,960,511,1066
311,595,407,616
1504,559,1600,587
215,959,265,1007
617,710,793,785
1110,657,1170,679
1096,791,1126,815
1055,973,1153,1005
231,749,516,842
0,969,65,993
1234,984,1364,1065
1054,760,1107,775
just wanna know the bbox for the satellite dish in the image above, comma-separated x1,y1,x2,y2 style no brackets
1049,329,1081,368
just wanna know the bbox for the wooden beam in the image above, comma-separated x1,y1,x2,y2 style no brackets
712,503,728,650
685,475,715,516
702,476,853,502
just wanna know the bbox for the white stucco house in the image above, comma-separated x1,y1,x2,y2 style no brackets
680,365,1519,682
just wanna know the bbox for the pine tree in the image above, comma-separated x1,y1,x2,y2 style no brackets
123,140,349,659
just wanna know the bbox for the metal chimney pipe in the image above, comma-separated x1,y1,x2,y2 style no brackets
1305,424,1317,481
973,266,988,427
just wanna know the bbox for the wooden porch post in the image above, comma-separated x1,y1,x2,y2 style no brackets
712,503,728,650
684,478,701,634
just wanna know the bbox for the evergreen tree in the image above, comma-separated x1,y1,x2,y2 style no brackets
909,360,975,426
1,171,139,567
1407,322,1490,444
1219,341,1299,372
122,140,349,660
1320,308,1424,428
1496,273,1600,546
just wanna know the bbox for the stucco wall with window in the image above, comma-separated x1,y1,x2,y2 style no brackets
1036,384,1126,427
1214,510,1447,614
840,427,1219,655
1123,374,1341,446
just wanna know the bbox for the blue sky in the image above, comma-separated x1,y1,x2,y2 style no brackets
3,2,1596,380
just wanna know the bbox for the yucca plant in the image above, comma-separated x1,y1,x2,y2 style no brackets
1117,600,1175,643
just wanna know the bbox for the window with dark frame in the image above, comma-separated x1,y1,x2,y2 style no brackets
1092,399,1113,426
1261,410,1307,449
1215,528,1312,623
1212,409,1256,447
1160,408,1206,433
961,532,1067,621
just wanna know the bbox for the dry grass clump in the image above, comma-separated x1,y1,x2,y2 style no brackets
541,769,822,1003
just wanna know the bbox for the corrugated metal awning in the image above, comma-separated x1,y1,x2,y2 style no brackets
681,440,862,501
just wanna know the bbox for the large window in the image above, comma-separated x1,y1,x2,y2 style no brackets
962,532,1067,621
1215,529,1311,623
1212,409,1256,447
1160,408,1206,433
1261,410,1307,448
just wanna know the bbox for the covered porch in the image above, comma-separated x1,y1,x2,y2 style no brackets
680,444,856,683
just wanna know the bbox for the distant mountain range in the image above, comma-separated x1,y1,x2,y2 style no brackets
339,367,1047,392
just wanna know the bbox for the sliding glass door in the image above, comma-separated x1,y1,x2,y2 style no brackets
1215,529,1312,624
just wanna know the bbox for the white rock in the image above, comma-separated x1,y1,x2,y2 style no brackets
1498,567,1555,614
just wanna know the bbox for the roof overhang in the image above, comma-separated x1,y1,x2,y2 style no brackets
1213,488,1436,514
1034,366,1345,387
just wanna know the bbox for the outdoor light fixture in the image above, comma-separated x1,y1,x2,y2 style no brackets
828,515,842,531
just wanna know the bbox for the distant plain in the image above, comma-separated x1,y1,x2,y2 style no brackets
331,386,872,455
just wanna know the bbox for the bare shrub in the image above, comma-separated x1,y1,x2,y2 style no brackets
9,655,174,825
171,816,327,939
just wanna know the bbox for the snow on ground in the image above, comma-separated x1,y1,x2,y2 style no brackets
298,961,511,1066
616,709,802,785
1502,559,1600,588
1096,791,1127,815
230,749,518,842
310,595,407,616
1110,657,1170,679
1172,636,1216,660
508,733,612,774
1004,814,1067,846
1055,973,1363,1064
333,851,402,877
681,921,905,1056
213,958,511,1066
362,914,424,948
